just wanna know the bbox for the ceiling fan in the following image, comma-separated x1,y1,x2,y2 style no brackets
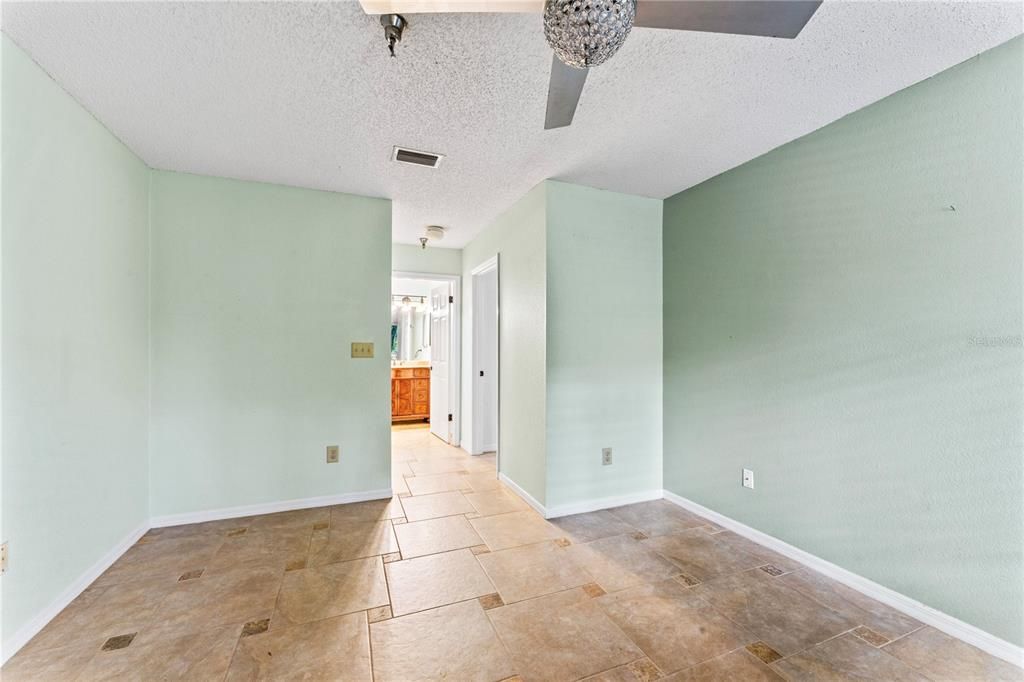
360,1,822,129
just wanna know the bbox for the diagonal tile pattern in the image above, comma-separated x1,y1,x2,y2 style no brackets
3,424,1018,681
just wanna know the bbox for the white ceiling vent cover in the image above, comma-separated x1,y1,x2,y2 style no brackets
392,146,444,168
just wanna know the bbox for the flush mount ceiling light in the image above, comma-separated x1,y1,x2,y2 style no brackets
419,224,446,249
543,0,636,69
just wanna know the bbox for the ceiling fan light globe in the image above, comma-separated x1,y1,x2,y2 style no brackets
543,0,636,69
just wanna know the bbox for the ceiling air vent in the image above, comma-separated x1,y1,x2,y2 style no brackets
393,146,444,169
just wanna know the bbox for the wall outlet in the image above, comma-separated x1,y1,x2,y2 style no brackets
326,445,340,464
1,541,8,574
742,468,754,489
351,342,374,358
602,447,613,466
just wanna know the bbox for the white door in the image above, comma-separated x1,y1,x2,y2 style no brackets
476,267,498,452
429,283,451,442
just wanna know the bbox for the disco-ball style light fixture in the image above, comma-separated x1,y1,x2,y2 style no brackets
543,0,637,69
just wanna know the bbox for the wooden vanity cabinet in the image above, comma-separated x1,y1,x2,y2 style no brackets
392,367,430,422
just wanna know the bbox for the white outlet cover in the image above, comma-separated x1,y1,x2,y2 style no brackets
742,469,755,489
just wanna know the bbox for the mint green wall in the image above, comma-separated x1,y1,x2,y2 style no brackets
393,243,462,276
663,37,1023,646
2,36,150,653
545,182,663,511
149,171,392,517
462,181,663,511
462,183,547,504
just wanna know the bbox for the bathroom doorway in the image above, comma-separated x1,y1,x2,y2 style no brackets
391,271,461,446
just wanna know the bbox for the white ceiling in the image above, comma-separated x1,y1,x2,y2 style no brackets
3,2,1020,248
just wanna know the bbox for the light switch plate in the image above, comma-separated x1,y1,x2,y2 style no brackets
602,447,613,466
326,445,340,463
351,342,374,358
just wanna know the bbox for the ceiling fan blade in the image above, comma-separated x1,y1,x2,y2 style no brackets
358,0,541,14
633,1,821,39
545,55,589,130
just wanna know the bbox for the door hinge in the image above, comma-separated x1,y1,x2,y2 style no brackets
448,295,454,304
448,413,453,422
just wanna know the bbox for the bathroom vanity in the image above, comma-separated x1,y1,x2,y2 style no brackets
391,365,430,422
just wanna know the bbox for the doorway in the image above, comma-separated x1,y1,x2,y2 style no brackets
391,272,460,446
470,256,498,460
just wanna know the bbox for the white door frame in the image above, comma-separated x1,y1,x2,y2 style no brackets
470,255,499,467
392,270,461,447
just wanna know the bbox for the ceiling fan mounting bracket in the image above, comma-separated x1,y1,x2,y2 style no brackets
381,14,408,57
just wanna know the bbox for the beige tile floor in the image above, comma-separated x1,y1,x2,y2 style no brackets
4,424,1022,681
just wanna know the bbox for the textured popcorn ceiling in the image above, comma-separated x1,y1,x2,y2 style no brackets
2,2,1020,247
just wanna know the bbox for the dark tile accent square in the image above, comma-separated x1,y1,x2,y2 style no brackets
367,605,393,623
470,544,490,555
555,537,572,548
241,619,270,637
177,569,204,582
674,573,701,588
285,558,307,571
582,583,606,598
628,657,663,682
382,552,402,564
759,564,785,576
479,593,505,610
392,517,408,525
853,625,890,647
312,521,329,531
746,641,783,664
226,527,247,537
101,633,137,651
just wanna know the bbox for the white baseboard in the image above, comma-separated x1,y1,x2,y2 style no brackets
662,489,1024,669
496,475,662,521
3,487,394,664
498,473,547,517
150,488,393,528
1,522,148,665
544,489,663,519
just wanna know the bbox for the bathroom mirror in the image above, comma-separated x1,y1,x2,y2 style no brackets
391,295,430,362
